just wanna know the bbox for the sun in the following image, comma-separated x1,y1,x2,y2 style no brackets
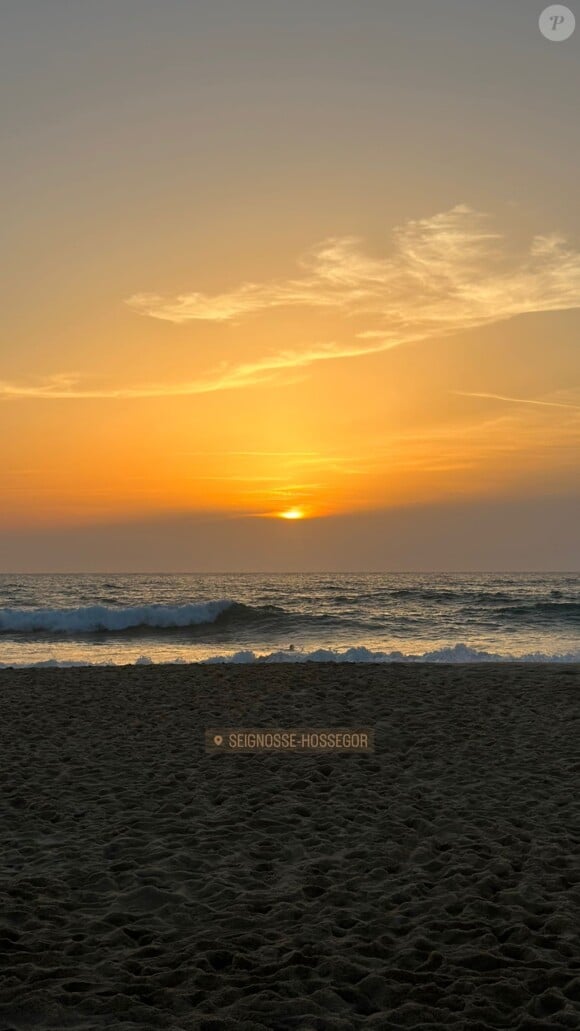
278,507,305,520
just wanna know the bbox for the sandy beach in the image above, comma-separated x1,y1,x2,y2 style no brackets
1,663,579,1030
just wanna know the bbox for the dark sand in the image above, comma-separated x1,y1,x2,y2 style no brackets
1,664,579,1030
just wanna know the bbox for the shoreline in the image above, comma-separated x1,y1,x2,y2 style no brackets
1,656,579,670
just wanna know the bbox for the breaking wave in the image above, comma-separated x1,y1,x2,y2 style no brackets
0,600,240,635
0,599,374,637
1,593,578,639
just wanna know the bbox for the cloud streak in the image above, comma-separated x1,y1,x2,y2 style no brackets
0,345,372,400
455,391,580,411
3,206,580,401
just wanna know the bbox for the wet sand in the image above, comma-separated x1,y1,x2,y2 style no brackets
1,663,579,1030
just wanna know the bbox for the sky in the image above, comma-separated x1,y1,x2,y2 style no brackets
1,0,579,571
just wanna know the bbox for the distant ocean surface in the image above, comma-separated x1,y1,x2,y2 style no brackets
0,573,578,667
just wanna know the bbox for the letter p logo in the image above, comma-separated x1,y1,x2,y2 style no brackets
539,5,576,40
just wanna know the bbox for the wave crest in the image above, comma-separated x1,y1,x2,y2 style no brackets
0,600,238,635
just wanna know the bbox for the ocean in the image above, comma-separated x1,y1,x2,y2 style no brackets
0,572,578,667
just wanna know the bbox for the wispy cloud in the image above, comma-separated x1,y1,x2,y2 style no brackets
127,206,580,336
3,206,580,401
0,336,416,401
0,346,365,400
455,391,580,411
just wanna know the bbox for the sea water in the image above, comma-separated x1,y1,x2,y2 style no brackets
0,572,578,667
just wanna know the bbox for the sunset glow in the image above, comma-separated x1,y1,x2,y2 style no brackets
278,508,306,521
1,1,578,572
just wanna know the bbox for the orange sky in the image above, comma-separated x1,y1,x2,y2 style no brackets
1,1,579,569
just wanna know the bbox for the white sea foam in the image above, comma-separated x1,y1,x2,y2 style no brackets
202,642,580,663
0,600,235,634
0,642,578,668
